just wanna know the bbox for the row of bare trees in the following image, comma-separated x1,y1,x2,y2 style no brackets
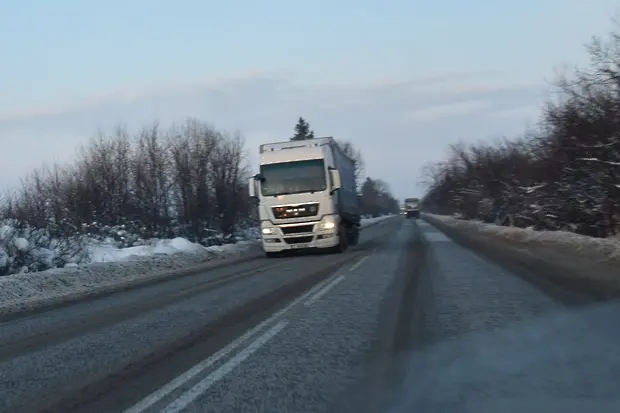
360,177,399,217
1,119,252,245
422,22,620,238
2,114,398,247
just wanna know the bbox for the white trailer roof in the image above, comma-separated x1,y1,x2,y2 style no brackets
260,145,325,165
259,137,335,154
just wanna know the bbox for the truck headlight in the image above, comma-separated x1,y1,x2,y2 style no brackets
262,227,275,235
318,216,337,230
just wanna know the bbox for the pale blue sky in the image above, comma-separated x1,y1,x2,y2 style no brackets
1,0,619,198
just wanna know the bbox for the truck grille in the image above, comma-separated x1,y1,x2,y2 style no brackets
284,236,313,244
280,224,314,234
272,203,319,219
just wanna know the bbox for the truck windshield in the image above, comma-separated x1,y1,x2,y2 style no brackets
260,159,327,196
405,198,419,208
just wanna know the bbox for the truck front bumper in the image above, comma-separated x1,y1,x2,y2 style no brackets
260,216,343,252
261,232,340,252
262,216,340,252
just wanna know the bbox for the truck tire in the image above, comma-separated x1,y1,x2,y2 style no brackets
406,211,420,219
336,223,349,252
347,226,359,246
329,223,348,253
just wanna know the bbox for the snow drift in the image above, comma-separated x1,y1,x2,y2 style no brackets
424,214,620,258
0,238,262,317
423,213,620,297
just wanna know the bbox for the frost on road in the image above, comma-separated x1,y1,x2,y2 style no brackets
382,220,620,413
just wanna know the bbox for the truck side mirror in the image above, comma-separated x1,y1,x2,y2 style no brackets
248,177,257,198
329,169,342,194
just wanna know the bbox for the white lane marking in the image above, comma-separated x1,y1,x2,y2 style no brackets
348,255,369,272
304,275,345,307
121,322,270,413
161,320,288,413
123,266,338,413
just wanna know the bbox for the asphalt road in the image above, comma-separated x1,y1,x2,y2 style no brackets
342,220,620,413
2,217,619,413
0,217,398,413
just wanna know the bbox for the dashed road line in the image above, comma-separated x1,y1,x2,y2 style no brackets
160,320,289,413
304,275,345,307
121,314,280,413
349,255,369,272
123,257,356,413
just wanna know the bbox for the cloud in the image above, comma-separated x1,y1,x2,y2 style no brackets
487,105,541,120
401,100,490,123
0,72,547,199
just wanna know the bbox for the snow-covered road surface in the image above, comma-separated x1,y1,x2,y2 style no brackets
3,215,617,413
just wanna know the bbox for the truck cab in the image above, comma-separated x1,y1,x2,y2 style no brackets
404,197,420,218
248,137,360,257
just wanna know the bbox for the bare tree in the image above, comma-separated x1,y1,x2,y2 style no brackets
421,19,620,237
1,119,255,247
339,140,365,192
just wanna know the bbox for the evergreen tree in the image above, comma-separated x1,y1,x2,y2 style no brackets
290,117,315,141
360,177,399,216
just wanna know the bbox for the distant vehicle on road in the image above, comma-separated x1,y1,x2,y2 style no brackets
404,198,420,218
249,137,360,257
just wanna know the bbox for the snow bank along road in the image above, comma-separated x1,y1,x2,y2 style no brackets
423,213,620,301
3,216,620,413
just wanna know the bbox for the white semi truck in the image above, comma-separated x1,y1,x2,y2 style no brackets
248,137,361,257
404,198,420,218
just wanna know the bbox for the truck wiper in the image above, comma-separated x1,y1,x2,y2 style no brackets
272,189,320,197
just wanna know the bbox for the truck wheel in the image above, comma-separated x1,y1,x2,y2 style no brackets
348,227,359,246
336,223,348,252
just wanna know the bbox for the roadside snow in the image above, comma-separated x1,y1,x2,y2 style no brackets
424,213,620,258
13,238,29,251
0,215,395,315
361,214,394,227
423,212,620,296
0,234,262,315
89,237,218,263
